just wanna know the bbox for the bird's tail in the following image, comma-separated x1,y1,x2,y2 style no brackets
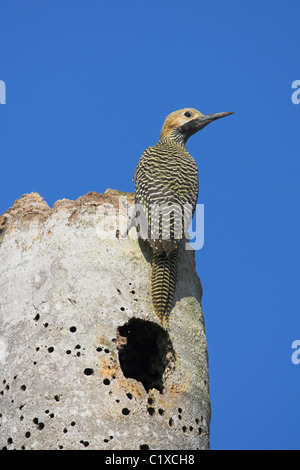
151,250,179,329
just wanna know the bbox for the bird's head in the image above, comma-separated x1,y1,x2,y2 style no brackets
159,108,234,145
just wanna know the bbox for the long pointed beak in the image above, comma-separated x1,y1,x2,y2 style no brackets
178,111,234,142
199,111,234,128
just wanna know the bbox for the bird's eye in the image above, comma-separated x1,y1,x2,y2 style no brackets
184,111,192,118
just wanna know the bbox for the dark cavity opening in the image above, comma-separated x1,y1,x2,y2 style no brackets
117,318,176,393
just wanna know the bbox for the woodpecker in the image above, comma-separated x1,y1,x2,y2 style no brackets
133,108,233,328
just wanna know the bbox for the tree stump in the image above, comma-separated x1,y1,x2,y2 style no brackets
0,189,210,450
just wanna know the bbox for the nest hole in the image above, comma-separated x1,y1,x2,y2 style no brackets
117,318,176,393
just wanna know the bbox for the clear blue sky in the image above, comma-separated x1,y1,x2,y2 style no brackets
1,0,300,450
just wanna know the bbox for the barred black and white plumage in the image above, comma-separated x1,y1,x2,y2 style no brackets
133,107,233,328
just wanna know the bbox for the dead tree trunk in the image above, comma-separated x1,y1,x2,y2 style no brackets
0,189,210,450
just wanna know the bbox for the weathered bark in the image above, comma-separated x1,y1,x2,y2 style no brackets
0,189,210,450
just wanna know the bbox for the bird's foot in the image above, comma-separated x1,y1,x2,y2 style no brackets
121,203,136,238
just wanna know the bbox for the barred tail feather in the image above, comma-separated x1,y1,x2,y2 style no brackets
151,250,179,328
